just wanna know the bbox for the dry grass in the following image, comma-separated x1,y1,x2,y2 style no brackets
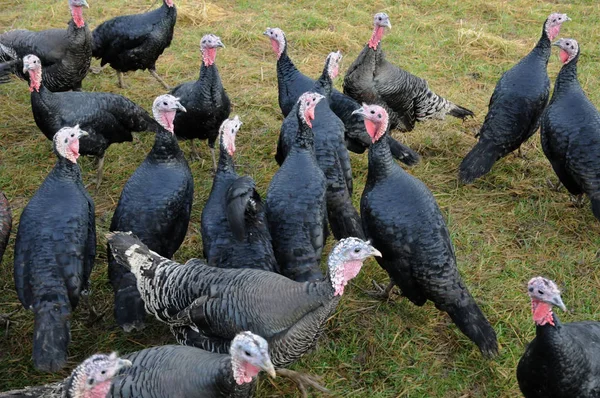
2,0,600,397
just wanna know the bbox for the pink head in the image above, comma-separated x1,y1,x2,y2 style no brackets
200,34,225,67
152,94,186,133
66,352,131,398
53,126,88,164
22,54,42,92
164,0,174,7
326,51,342,80
68,0,89,29
352,103,389,143
219,115,242,157
545,13,570,42
298,92,324,128
328,237,382,296
553,38,579,65
263,27,286,60
369,12,391,49
230,331,276,385
527,277,567,327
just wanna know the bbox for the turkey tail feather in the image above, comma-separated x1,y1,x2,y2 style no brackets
388,136,420,166
0,60,18,84
445,299,498,358
458,139,500,184
32,301,71,372
449,104,475,120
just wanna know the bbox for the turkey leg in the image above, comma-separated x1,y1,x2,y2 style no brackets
90,64,109,74
366,280,396,300
149,68,170,90
117,71,127,89
275,368,330,398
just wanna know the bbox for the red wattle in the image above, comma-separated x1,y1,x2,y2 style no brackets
532,300,555,326
165,0,174,7
29,69,41,92
270,39,281,59
547,25,561,41
203,47,217,66
368,26,384,50
559,49,570,64
69,140,80,159
305,107,315,128
364,119,379,142
71,6,85,28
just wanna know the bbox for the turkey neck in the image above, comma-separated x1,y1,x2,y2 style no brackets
367,133,397,180
149,129,183,162
530,22,552,62
313,65,332,98
552,50,580,97
216,141,236,175
294,113,316,151
197,61,221,89
277,45,301,86
54,156,83,181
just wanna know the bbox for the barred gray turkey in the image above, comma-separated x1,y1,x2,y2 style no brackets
13,126,96,372
354,103,498,358
540,38,600,221
109,332,275,398
91,0,176,89
106,231,380,394
517,277,600,398
0,0,91,92
343,12,474,132
0,353,130,398
459,13,570,183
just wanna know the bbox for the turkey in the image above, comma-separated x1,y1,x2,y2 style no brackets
170,34,231,168
13,126,96,372
354,104,498,357
109,332,275,398
91,0,176,89
276,52,364,242
23,54,161,188
263,27,419,166
459,13,570,183
201,116,277,272
0,0,91,92
517,277,600,397
0,352,131,398
344,13,474,132
108,94,193,333
0,192,11,265
266,92,328,281
106,231,380,395
540,38,600,221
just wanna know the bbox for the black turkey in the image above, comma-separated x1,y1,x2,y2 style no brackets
276,51,364,241
91,0,176,89
109,332,275,398
263,27,419,166
107,231,380,394
0,0,91,92
23,54,161,188
0,352,131,398
343,13,474,132
517,277,600,397
13,126,96,372
459,13,570,183
266,92,328,281
0,192,11,265
108,94,192,332
170,34,231,168
201,116,277,272
540,38,600,221
354,103,498,357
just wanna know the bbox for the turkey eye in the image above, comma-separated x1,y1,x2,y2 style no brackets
354,248,361,253
528,287,533,292
101,370,106,375
378,17,381,20
538,290,544,295
163,102,168,106
71,133,74,137
244,350,251,356
370,110,375,114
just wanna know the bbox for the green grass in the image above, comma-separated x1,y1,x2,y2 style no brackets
2,0,600,396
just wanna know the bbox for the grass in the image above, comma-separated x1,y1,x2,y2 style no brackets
1,0,600,396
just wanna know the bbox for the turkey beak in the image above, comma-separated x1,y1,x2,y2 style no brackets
22,64,30,74
117,359,132,370
551,40,561,47
80,0,89,8
173,101,186,113
261,360,276,379
352,107,367,118
263,29,270,36
385,20,392,29
565,16,571,21
550,295,567,312
78,130,89,138
216,39,225,48
370,246,382,257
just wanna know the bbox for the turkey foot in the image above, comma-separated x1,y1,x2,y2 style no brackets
546,178,562,192
570,194,586,208
366,280,396,300
189,140,202,161
117,71,127,89
81,290,105,325
90,64,108,74
0,309,21,336
514,147,528,159
276,368,330,398
149,69,170,90
84,155,105,191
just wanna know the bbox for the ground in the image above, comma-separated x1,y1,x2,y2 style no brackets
1,0,600,397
